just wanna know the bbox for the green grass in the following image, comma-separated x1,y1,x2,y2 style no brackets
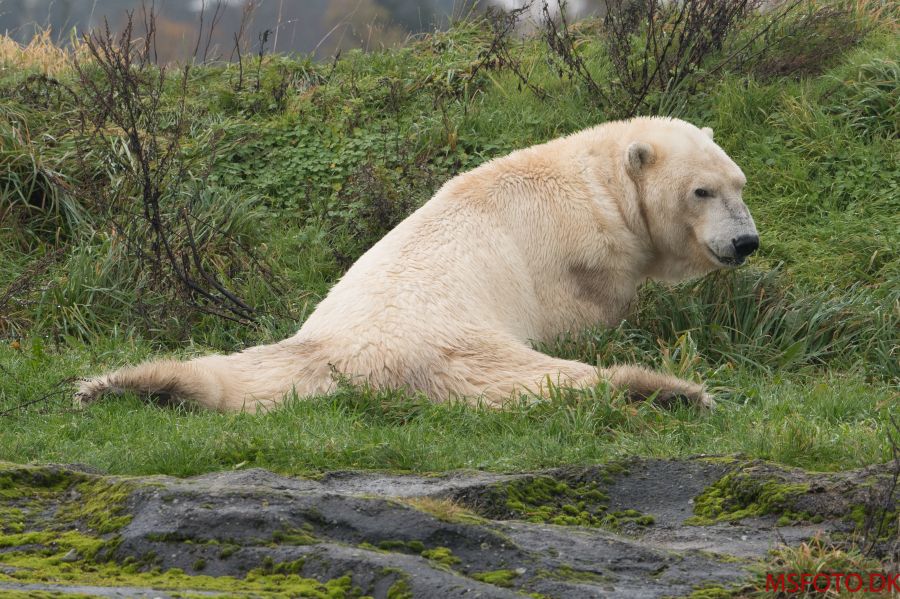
0,334,893,475
0,6,897,477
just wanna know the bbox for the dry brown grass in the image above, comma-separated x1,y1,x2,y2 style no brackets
401,497,487,525
0,29,89,76
852,0,900,30
754,535,896,598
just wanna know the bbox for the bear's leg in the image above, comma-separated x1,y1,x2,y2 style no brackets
75,359,228,411
600,363,714,408
75,340,329,413
450,342,712,408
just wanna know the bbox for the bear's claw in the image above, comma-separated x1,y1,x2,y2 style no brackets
73,378,109,408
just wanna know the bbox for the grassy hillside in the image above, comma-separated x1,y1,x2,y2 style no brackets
0,1,897,476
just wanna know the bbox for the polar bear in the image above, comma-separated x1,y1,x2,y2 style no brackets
76,117,758,412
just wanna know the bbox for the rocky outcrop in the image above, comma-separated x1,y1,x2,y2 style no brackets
0,457,895,598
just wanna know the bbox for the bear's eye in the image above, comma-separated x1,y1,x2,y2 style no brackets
694,188,712,198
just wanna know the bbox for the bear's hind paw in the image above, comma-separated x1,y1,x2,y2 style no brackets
652,387,716,410
73,378,110,408
698,392,716,410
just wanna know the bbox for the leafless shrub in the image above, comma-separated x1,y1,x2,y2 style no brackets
605,0,763,113
255,29,273,92
538,0,851,117
542,2,610,105
231,1,259,91
70,8,273,326
193,0,227,63
471,6,549,100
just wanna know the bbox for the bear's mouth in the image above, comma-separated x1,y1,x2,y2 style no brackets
706,245,745,268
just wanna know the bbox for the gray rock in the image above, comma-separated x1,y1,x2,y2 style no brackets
0,456,895,598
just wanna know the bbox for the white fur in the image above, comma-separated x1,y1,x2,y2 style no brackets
76,117,757,412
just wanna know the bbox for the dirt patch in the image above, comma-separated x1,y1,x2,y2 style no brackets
0,457,895,598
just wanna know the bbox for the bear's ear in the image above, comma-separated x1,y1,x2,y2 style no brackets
701,126,714,140
625,141,655,177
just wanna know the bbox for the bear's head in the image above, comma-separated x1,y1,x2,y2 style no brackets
624,119,759,282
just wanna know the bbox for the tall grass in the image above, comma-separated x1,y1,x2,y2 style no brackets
0,106,85,241
827,53,899,138
541,268,898,381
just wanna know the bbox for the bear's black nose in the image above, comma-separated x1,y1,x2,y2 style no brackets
732,235,760,258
